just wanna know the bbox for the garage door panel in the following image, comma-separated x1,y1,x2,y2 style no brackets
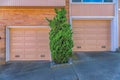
96,35,110,40
37,49,49,52
37,43,49,46
10,28,50,61
25,43,36,45
37,37,49,39
73,34,85,39
73,31,84,34
85,32,109,35
11,43,24,45
84,40,97,45
25,48,37,51
25,30,36,33
11,51,24,55
36,40,49,44
72,25,84,28
73,20,111,51
73,36,85,39
24,53,37,59
11,44,24,48
85,35,109,40
37,39,49,41
11,31,24,35
11,34,24,37
74,40,84,44
85,29,108,33
37,31,49,34
38,52,50,55
96,31,110,35
11,40,24,43
24,46,37,49
74,30,109,34
11,44,25,49
25,43,37,48
96,40,110,45
37,46,49,49
11,37,24,41
25,32,36,37
11,45,25,49
25,37,37,40
37,43,49,49
37,48,49,51
11,33,24,38
84,35,97,39
73,28,85,32
23,40,36,43
37,32,49,35
37,34,49,38
85,26,108,29
84,46,97,50
25,34,36,37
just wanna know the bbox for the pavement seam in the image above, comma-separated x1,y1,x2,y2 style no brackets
51,68,56,80
71,64,79,80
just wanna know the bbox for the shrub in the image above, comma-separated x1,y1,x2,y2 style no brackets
46,8,73,64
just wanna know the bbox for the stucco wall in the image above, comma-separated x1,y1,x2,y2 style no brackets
71,4,114,16
0,0,69,64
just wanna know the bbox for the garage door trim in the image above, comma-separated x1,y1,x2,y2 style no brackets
6,26,51,62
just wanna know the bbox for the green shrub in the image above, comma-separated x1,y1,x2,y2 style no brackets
46,8,73,64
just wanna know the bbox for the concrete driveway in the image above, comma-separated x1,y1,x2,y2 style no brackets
73,52,120,80
0,52,120,80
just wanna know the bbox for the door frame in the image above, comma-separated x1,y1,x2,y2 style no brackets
6,26,51,62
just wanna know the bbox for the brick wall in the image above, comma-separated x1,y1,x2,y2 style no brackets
0,0,69,64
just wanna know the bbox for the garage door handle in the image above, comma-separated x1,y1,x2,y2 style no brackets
101,46,106,48
15,55,20,57
40,54,45,57
77,46,81,48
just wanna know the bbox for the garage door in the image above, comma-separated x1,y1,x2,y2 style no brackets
10,28,50,61
72,20,111,51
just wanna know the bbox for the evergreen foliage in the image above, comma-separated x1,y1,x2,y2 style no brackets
46,8,73,64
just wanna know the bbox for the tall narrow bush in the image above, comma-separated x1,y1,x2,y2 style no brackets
46,8,73,64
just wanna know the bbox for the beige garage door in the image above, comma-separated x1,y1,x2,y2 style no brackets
72,20,111,51
10,28,50,61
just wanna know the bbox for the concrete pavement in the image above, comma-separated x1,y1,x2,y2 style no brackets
0,52,120,80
